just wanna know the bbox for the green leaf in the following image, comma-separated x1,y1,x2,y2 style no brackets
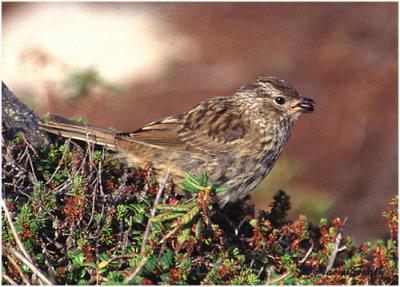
159,250,174,271
195,219,203,237
199,172,209,186
155,202,196,212
172,206,201,227
151,211,183,223
211,184,228,193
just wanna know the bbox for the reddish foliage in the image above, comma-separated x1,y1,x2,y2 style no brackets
141,278,153,285
82,245,94,262
20,223,32,239
63,195,85,222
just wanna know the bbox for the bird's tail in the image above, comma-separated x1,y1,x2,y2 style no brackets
39,115,118,150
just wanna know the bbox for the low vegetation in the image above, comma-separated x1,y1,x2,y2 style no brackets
2,131,398,284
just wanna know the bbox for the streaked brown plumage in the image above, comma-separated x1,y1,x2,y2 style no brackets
40,76,314,206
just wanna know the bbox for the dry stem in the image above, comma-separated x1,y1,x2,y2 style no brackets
124,256,148,283
140,169,170,254
6,247,53,285
324,217,348,275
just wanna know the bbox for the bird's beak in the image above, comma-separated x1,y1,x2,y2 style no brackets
291,97,315,113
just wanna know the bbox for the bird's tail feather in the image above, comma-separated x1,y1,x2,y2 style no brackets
39,115,117,150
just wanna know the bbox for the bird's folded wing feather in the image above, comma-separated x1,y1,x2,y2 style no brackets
116,99,248,154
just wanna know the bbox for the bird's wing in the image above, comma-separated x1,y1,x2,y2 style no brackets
116,99,248,154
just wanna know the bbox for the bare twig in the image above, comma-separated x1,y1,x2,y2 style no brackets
266,266,275,284
122,216,133,255
6,247,53,285
159,225,180,244
75,141,90,174
86,152,102,229
22,134,39,157
40,241,57,283
25,150,39,184
96,146,105,197
53,177,73,194
12,188,58,225
140,169,170,255
324,217,348,275
86,187,97,230
124,257,148,283
11,144,37,186
1,197,32,263
17,145,30,164
107,254,135,264
2,274,18,285
266,271,292,284
2,196,49,285
235,215,252,236
94,204,105,266
299,243,314,264
45,138,71,185
6,253,31,285
257,266,264,278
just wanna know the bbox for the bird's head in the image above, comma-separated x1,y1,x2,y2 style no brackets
236,76,314,122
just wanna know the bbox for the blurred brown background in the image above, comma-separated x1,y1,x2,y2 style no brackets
2,2,397,242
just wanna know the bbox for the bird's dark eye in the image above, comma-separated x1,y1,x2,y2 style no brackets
274,97,286,105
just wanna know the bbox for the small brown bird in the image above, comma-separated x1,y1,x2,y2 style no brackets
40,76,314,206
